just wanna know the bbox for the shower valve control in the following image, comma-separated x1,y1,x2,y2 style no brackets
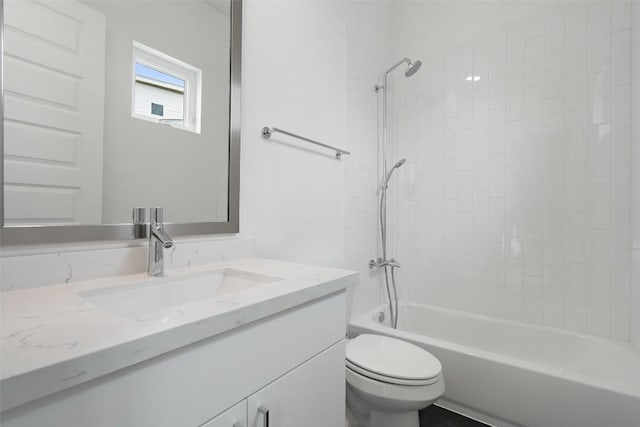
369,258,401,269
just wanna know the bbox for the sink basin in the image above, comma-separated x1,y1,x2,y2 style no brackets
80,269,282,318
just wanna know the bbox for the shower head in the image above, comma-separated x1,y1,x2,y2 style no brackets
375,58,423,92
382,158,407,189
404,60,422,77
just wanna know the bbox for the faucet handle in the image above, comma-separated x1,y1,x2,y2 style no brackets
150,207,163,225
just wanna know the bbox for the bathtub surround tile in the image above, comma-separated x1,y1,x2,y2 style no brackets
587,308,612,337
387,1,632,343
613,31,631,86
611,303,630,341
589,71,612,125
564,312,587,333
612,1,632,32
588,17,612,74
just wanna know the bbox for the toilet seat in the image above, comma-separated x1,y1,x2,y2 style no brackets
346,360,441,386
346,334,442,386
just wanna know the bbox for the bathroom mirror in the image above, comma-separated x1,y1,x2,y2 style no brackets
0,0,241,245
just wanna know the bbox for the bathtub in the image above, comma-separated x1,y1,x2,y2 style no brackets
349,303,640,427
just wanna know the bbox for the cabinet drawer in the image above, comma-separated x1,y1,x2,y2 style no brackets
247,340,345,427
0,291,346,427
201,400,246,427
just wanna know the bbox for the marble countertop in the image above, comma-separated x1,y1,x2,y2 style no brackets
0,258,358,411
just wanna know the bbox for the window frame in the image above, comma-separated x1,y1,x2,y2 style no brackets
131,41,202,134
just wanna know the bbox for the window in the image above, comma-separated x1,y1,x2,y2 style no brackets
132,41,202,134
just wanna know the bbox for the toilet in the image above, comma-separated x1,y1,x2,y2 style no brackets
345,334,445,427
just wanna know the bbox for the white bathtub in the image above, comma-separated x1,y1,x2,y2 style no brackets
349,303,640,427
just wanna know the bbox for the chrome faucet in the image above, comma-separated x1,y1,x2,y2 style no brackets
148,207,173,276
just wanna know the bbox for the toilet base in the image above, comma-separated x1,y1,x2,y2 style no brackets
369,409,419,427
347,384,421,427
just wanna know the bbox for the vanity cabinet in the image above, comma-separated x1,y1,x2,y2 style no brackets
246,342,345,427
0,291,347,427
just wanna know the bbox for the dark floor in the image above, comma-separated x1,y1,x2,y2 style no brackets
419,405,490,427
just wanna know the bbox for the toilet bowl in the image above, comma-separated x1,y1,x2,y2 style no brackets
345,334,445,427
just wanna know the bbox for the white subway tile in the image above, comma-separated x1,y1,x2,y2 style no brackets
444,78,458,118
457,128,473,170
565,59,588,110
489,64,506,110
524,232,544,276
489,153,505,198
587,309,611,337
507,27,525,75
566,262,587,314
564,313,587,332
543,48,564,99
443,118,458,159
587,177,612,229
587,230,611,283
458,82,473,128
488,197,505,242
444,51,458,79
566,161,587,211
611,248,630,303
545,16,565,50
473,184,489,228
587,124,612,177
612,84,632,141
612,1,632,32
589,71,612,125
473,47,489,99
611,303,630,341
567,211,587,263
473,97,489,139
488,108,506,153
506,73,524,121
587,18,612,73
457,171,473,213
525,38,544,88
612,31,631,85
544,301,564,328
565,10,587,62
566,110,587,161
457,212,473,255
490,33,506,65
523,297,544,325
473,139,489,184
612,194,630,249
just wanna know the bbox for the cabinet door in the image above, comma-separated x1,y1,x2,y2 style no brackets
201,400,247,427
247,340,345,427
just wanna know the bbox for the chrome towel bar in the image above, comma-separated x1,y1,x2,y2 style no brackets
261,126,351,159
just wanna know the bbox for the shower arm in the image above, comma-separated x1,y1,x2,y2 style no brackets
374,58,412,92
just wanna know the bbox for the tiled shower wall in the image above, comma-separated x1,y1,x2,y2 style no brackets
387,1,634,340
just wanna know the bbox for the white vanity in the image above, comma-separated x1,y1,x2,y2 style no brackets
0,258,357,427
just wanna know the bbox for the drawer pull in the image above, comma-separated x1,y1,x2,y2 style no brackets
258,405,269,427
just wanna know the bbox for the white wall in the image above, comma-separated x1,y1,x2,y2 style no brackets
386,0,634,340
631,1,640,351
87,0,230,224
240,0,391,319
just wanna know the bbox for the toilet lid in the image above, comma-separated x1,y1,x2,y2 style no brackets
346,334,442,382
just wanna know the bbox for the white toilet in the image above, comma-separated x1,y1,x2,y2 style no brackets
345,334,445,427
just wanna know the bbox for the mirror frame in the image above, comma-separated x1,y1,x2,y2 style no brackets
0,0,241,246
